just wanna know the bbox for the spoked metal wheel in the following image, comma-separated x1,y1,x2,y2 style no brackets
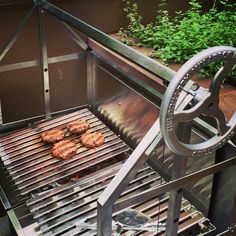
160,46,236,158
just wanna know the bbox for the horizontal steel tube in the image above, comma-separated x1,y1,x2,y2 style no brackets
0,52,86,73
38,0,175,82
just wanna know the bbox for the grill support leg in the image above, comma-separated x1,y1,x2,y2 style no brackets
165,122,191,236
208,142,236,233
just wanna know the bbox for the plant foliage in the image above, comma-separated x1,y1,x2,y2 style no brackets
119,0,236,82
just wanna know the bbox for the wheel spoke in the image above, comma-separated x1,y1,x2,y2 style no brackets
210,59,235,96
211,106,229,135
174,93,210,123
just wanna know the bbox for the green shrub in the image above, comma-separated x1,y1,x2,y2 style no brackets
120,0,236,83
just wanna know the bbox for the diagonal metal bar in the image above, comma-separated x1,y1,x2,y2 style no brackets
114,156,236,212
0,5,36,63
96,119,161,236
56,19,89,51
38,0,175,82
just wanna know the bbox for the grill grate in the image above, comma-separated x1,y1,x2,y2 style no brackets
0,108,130,197
0,108,215,235
27,163,164,236
26,162,208,236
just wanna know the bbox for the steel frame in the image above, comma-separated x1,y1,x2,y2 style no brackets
37,0,175,82
0,52,86,73
0,1,236,236
165,123,191,236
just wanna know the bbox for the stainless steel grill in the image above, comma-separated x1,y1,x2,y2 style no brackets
0,108,214,236
0,108,130,196
1,1,235,235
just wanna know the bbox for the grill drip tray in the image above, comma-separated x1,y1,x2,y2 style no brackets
0,108,215,235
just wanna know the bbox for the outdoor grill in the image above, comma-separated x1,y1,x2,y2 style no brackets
0,1,236,236
0,107,215,236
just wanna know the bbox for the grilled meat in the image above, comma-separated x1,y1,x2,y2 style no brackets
52,140,77,159
41,129,65,143
67,120,90,134
81,132,105,148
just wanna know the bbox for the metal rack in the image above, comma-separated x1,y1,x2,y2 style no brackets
0,1,235,236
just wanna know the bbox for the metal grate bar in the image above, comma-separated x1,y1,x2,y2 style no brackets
177,216,205,234
58,195,171,236
11,131,116,181
0,108,130,199
20,145,129,195
0,109,88,143
26,165,157,233
36,170,159,226
29,166,153,214
18,145,129,195
3,120,103,167
35,167,163,235
27,161,125,207
44,179,208,236
61,197,169,236
1,114,96,152
1,111,94,160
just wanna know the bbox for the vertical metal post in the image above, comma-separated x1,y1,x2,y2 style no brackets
165,123,191,236
87,51,96,109
38,6,51,118
97,201,113,236
208,142,236,233
0,100,2,125
229,196,236,235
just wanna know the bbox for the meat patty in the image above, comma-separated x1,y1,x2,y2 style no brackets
52,140,77,159
81,132,105,148
41,129,65,143
67,119,90,134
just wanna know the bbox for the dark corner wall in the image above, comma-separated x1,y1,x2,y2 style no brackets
0,0,213,123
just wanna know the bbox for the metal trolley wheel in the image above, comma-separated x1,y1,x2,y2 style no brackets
160,46,236,158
